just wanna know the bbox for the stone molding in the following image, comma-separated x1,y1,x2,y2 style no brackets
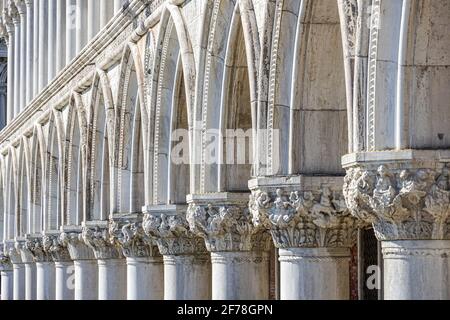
186,193,271,253
142,205,207,256
344,160,450,241
109,214,160,258
249,177,358,249
210,251,270,265
82,224,124,260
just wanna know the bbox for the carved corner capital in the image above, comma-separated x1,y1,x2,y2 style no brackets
109,215,160,258
186,194,270,252
0,251,12,271
249,180,358,249
82,224,123,260
344,161,450,241
60,231,96,260
24,236,52,263
142,205,207,256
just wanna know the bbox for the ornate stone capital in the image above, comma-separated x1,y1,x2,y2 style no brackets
249,176,358,249
15,239,34,263
24,236,52,263
186,193,270,252
142,205,207,256
344,160,450,241
82,224,123,260
0,251,13,271
13,0,25,16
60,231,96,260
109,214,160,258
8,1,19,24
41,234,71,262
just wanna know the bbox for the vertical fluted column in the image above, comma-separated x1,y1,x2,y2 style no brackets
87,0,99,41
24,0,33,104
3,11,14,124
110,215,164,300
37,0,48,90
187,194,270,300
0,253,13,300
60,231,98,300
75,0,87,54
15,0,26,112
10,3,20,117
143,205,212,300
99,0,113,28
32,0,38,97
82,224,126,300
343,159,450,300
65,0,76,63
47,0,56,81
250,178,357,300
55,0,66,72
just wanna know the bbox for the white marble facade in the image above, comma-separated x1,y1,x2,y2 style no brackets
0,0,449,301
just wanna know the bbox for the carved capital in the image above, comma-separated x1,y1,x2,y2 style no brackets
82,224,123,260
15,240,34,263
109,215,160,258
186,193,270,252
249,177,358,249
60,232,95,260
0,252,13,271
24,236,52,262
13,0,26,16
142,205,207,256
343,160,450,241
8,1,19,24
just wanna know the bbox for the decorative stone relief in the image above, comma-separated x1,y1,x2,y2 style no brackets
82,226,124,260
25,237,52,263
0,252,12,271
15,241,34,263
109,217,160,258
42,235,71,262
344,164,450,240
59,232,96,260
186,203,270,252
142,211,207,256
249,187,357,249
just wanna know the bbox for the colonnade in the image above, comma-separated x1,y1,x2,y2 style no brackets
0,0,123,123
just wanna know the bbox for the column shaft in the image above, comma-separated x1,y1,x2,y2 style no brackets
47,0,57,81
75,0,87,54
87,0,99,41
37,0,48,90
114,0,122,13
18,10,26,111
13,263,25,300
5,27,14,123
98,259,126,300
25,1,34,104
55,0,66,72
13,20,20,117
211,251,269,300
1,270,13,300
163,255,211,300
126,257,164,300
279,248,351,300
99,0,114,28
36,262,55,300
74,260,98,300
65,0,76,63
55,261,74,300
382,240,450,300
24,262,36,300
32,0,39,97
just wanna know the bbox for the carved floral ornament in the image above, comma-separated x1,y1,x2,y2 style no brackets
142,212,207,256
24,237,53,262
82,226,124,260
186,203,271,253
343,164,450,241
249,187,358,249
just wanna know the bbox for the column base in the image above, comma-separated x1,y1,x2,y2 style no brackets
278,247,351,300
211,251,270,300
382,240,450,300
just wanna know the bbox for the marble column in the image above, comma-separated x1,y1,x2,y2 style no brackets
343,155,450,300
99,0,114,28
8,245,25,300
45,234,74,300
37,0,48,90
10,2,20,117
75,0,87,54
109,214,163,300
65,0,76,63
82,223,126,300
87,0,99,41
32,0,39,97
15,0,26,111
17,241,36,300
24,0,33,104
187,194,270,300
3,12,14,124
114,0,122,13
143,205,211,300
26,236,55,300
60,230,98,300
55,0,66,72
249,176,357,300
0,252,13,300
47,0,57,81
